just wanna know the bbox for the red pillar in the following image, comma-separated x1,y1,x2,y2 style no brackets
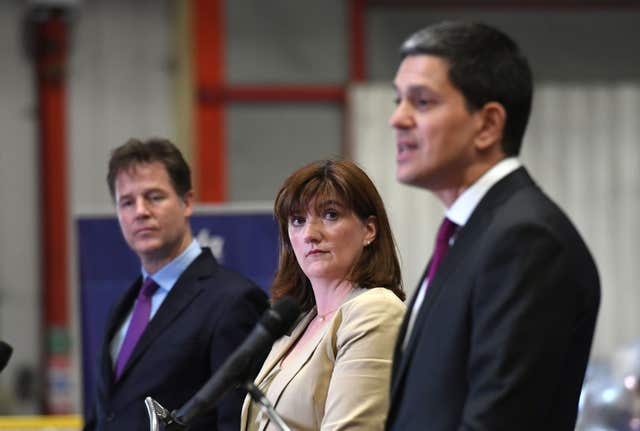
34,11,72,413
193,0,227,202
349,0,367,82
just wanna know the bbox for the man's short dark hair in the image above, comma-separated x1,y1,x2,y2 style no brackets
401,21,533,156
107,137,192,200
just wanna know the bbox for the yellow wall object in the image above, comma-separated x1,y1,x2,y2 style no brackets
0,415,82,430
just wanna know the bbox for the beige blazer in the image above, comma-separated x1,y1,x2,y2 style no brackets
240,287,405,431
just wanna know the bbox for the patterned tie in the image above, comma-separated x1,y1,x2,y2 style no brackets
426,217,458,283
115,277,159,380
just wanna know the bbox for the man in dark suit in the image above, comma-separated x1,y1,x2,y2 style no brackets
386,21,600,430
84,138,268,431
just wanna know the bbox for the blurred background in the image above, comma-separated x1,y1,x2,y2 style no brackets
1,0,639,428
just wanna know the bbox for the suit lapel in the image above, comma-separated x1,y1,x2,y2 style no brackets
409,167,534,342
389,232,476,400
390,265,428,382
253,310,327,431
115,249,217,383
99,278,141,393
390,167,535,401
241,313,310,431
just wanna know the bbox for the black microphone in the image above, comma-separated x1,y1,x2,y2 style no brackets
0,341,13,373
171,296,300,426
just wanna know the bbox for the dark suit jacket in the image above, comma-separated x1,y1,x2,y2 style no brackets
386,168,600,431
84,247,268,431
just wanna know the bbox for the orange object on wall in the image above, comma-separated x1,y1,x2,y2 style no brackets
33,10,72,414
193,0,227,202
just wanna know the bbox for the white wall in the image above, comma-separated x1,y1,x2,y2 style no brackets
69,0,174,211
0,0,42,415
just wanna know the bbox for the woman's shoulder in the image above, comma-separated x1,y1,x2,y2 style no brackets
331,287,405,351
340,287,406,322
346,286,405,307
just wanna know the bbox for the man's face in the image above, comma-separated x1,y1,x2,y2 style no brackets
390,55,481,192
114,161,193,271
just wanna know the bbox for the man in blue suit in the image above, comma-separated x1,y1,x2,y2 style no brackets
386,22,600,430
84,138,268,430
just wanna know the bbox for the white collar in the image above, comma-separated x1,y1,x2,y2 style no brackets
446,158,522,227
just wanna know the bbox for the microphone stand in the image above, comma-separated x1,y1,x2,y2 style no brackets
145,397,185,431
145,383,290,431
244,381,291,431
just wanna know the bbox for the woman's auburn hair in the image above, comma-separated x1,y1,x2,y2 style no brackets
270,159,405,311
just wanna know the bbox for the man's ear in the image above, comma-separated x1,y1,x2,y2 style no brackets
474,102,506,152
182,190,194,216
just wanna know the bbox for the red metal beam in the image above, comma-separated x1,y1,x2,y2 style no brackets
193,0,226,202
221,85,346,103
34,11,73,414
349,0,367,82
191,0,351,202
365,0,640,8
346,0,367,156
36,16,69,338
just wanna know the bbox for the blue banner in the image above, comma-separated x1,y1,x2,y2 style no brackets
77,209,279,417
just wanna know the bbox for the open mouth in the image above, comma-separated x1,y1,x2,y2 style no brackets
398,141,418,159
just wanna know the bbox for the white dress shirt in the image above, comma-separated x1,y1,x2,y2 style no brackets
402,158,522,350
110,239,202,363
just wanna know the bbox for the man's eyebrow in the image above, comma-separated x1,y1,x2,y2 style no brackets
116,193,132,203
144,187,167,194
407,84,433,93
393,83,435,95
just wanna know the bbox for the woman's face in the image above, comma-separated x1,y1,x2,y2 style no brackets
288,198,376,285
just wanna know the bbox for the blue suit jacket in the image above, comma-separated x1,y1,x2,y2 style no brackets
386,168,600,431
84,247,268,431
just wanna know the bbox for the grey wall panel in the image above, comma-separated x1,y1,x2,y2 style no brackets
69,0,174,210
368,9,640,82
227,103,342,201
226,0,348,84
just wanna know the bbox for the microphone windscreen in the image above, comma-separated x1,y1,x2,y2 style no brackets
261,297,300,338
0,341,13,373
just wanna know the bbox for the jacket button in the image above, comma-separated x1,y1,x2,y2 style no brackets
106,412,115,422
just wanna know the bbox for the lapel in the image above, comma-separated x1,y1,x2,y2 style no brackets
242,289,367,431
113,248,218,384
390,266,428,381
241,311,312,431
390,167,535,400
99,277,142,394
254,309,327,431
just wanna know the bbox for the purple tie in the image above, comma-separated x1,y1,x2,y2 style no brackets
115,277,159,380
426,218,458,283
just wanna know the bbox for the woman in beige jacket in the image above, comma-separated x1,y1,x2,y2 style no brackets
240,159,406,431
